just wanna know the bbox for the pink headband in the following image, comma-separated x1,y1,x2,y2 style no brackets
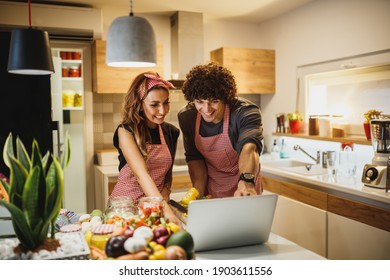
138,74,175,100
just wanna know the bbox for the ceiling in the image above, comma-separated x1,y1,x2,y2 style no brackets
5,0,314,24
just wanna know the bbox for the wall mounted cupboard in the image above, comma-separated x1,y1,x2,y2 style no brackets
93,40,164,94
210,47,275,94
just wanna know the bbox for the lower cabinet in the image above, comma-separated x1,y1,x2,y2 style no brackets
271,195,327,257
262,176,327,257
328,212,390,260
172,174,192,192
262,175,390,259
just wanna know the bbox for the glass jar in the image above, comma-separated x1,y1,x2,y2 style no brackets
105,196,137,224
61,66,68,77
138,197,164,226
69,66,80,77
90,224,115,251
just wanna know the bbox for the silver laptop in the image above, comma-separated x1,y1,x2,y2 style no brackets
184,193,278,252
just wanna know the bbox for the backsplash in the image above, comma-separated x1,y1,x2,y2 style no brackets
93,92,261,164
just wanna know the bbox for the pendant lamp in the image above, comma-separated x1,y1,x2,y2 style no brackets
106,0,156,67
7,0,54,75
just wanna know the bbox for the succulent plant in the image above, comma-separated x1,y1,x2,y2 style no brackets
0,132,70,251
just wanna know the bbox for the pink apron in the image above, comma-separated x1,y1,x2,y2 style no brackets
110,125,172,205
194,105,261,198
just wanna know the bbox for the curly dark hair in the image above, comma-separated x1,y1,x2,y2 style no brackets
182,62,237,104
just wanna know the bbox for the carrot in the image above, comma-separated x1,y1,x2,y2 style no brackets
116,251,149,260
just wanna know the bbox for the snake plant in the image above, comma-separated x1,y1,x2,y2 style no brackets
0,132,70,251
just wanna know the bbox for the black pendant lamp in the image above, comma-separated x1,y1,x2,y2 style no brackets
106,0,156,67
7,0,54,75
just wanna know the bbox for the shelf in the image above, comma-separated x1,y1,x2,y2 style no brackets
62,59,82,64
62,77,82,81
272,133,371,146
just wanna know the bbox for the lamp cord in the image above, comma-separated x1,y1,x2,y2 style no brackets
28,0,32,28
129,0,134,16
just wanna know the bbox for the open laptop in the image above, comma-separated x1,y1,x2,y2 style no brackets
184,193,278,252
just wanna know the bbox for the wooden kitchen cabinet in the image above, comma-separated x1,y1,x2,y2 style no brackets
262,176,327,257
328,212,390,259
262,175,390,259
93,40,164,94
210,47,275,94
172,174,192,192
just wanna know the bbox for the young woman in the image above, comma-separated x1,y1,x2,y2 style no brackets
109,72,181,225
178,63,264,198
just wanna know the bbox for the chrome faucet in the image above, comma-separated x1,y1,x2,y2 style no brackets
293,145,320,164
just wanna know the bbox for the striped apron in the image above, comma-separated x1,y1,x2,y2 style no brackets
194,105,261,198
110,125,172,205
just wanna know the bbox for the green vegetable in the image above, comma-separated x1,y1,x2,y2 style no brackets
0,132,71,251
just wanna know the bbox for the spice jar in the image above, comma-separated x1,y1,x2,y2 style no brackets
105,196,137,224
90,224,115,250
69,66,80,77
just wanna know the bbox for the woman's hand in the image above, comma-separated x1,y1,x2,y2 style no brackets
164,203,183,229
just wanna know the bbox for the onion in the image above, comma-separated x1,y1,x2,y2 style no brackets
165,245,187,260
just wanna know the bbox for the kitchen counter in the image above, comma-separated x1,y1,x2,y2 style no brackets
260,154,390,209
196,232,325,260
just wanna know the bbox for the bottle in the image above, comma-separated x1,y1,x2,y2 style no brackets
280,138,290,159
271,139,280,160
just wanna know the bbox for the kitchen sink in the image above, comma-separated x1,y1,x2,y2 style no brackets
282,165,328,176
263,160,310,168
263,159,327,176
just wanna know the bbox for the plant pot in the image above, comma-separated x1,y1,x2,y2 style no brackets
289,120,302,134
363,122,371,140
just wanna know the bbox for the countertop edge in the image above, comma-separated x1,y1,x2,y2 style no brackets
261,158,390,208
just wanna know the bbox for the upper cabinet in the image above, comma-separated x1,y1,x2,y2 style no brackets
210,47,275,94
93,40,164,94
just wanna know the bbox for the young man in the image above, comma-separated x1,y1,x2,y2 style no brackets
178,63,264,198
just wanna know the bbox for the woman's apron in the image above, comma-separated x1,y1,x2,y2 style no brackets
194,105,261,198
110,125,172,205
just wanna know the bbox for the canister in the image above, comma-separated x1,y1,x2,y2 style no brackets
309,116,319,136
322,151,336,168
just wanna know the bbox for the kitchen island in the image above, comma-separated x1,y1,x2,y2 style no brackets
196,232,325,260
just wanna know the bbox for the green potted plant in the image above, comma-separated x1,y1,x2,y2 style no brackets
363,109,382,140
288,111,303,134
0,132,70,253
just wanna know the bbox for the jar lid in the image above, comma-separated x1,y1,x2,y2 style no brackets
60,224,81,233
91,223,115,234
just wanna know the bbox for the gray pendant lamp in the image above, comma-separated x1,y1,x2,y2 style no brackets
7,0,54,75
106,0,156,67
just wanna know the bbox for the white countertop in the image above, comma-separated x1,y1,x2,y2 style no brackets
260,154,390,207
196,232,325,260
